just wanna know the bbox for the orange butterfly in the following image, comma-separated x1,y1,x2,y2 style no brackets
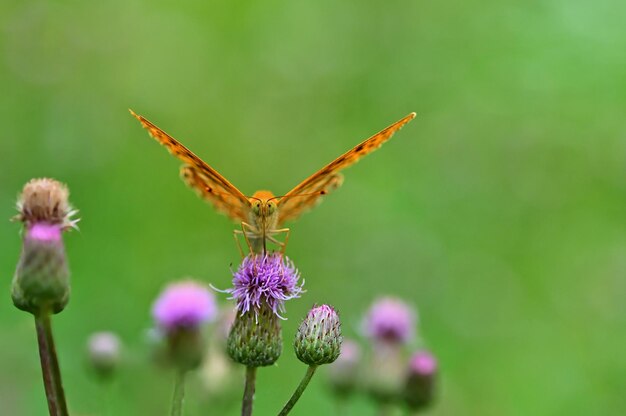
130,110,416,255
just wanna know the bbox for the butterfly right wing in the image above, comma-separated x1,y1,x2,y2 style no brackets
130,109,250,222
278,112,416,225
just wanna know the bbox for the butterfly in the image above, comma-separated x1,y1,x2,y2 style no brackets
130,109,416,255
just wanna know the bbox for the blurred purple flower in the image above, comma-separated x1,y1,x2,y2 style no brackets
405,350,437,410
152,280,217,331
363,297,416,344
226,253,303,318
409,350,437,375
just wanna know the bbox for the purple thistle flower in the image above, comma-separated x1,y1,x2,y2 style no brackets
364,297,416,345
152,280,217,331
226,253,303,318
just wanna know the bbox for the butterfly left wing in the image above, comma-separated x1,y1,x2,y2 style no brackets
130,109,250,222
277,112,416,225
180,165,249,221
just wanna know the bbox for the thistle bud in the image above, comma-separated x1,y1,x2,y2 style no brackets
86,331,121,379
12,179,78,315
294,304,342,366
152,280,217,371
404,350,437,410
327,339,361,397
227,306,282,367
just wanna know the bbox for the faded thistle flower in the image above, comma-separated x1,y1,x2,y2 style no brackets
12,178,78,315
327,339,362,397
152,280,217,371
294,304,342,366
362,297,417,404
86,331,122,379
404,350,437,410
226,253,303,367
363,297,416,345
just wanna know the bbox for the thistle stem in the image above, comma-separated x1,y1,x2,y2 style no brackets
277,365,317,416
242,366,257,416
169,369,187,416
377,403,394,416
34,310,69,416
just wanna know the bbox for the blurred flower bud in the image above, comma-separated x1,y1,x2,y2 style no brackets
363,297,416,345
327,339,361,397
227,306,282,367
86,331,121,379
404,350,437,410
12,179,78,315
152,280,216,371
294,304,342,366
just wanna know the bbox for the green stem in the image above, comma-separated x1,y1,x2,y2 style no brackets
242,366,257,416
377,403,394,416
35,310,69,416
278,365,317,416
170,370,187,416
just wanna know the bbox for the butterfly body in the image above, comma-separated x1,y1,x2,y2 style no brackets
245,191,280,253
130,109,416,255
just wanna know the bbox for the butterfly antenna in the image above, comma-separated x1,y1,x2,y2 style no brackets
268,190,327,203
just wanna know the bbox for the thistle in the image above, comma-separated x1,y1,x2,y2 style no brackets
362,297,417,406
294,304,342,366
152,280,217,416
223,253,303,416
152,280,217,371
278,304,342,416
11,178,77,416
363,297,416,346
86,331,122,379
12,178,78,315
404,350,437,411
225,253,303,367
327,339,362,398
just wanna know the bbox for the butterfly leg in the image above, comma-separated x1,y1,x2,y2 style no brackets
233,229,246,259
266,228,291,256
240,222,261,256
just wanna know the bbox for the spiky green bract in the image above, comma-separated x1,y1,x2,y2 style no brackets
227,306,282,367
295,304,342,366
12,224,70,315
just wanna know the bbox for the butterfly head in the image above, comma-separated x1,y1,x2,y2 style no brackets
249,191,279,230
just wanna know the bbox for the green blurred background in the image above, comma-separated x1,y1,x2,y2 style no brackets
1,0,625,414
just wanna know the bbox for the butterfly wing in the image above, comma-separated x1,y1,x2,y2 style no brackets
278,112,416,225
180,165,249,221
130,110,250,222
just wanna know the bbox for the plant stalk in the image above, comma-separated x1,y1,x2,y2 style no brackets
35,310,69,416
242,366,257,416
277,365,317,416
170,369,187,416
